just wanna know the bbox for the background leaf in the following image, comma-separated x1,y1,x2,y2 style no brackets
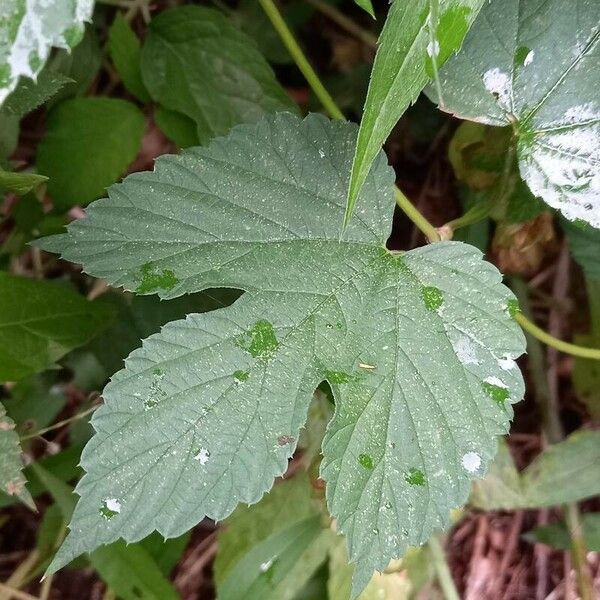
0,0,94,105
39,114,525,593
140,6,298,145
346,0,484,224
432,0,600,228
108,13,150,103
471,431,600,510
216,474,333,600
0,272,114,381
37,97,145,209
2,70,73,117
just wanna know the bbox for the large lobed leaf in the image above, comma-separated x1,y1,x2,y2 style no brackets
0,0,94,106
38,113,525,590
432,0,600,228
346,0,485,225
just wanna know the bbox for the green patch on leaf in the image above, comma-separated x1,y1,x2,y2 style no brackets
137,264,179,295
236,320,279,359
358,454,374,470
99,499,120,520
325,370,353,384
405,468,426,486
506,299,520,319
233,370,249,382
483,381,510,406
422,286,444,311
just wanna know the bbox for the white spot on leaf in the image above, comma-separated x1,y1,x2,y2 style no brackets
194,448,210,465
483,68,511,109
461,452,481,473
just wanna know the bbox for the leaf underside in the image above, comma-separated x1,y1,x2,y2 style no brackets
431,0,600,228
39,113,525,591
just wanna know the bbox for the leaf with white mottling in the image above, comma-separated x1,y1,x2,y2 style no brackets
39,114,525,592
432,0,600,227
0,0,94,106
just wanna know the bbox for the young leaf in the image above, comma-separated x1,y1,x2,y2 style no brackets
92,542,181,600
0,166,47,196
216,474,333,600
140,6,298,144
108,13,151,103
431,0,600,228
0,273,114,381
37,97,145,209
0,0,93,105
38,114,525,589
0,403,33,508
345,0,484,225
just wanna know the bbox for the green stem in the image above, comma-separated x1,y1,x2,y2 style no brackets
515,312,600,360
564,503,594,600
20,406,98,441
445,199,492,233
305,0,378,48
259,0,344,121
428,535,460,600
394,188,440,242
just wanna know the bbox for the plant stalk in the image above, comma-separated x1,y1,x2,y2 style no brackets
445,199,492,234
20,406,98,441
514,313,600,360
259,0,344,121
428,534,460,600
